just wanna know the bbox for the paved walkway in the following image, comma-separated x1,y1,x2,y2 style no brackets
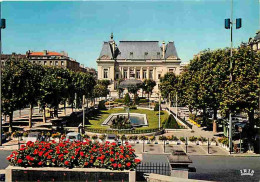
163,107,222,140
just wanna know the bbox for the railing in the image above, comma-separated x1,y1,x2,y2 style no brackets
166,108,193,129
136,162,171,176
85,127,164,134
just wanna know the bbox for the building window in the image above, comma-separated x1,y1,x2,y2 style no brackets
115,73,119,80
44,61,47,65
33,61,35,64
39,61,41,64
149,70,153,78
136,70,140,79
50,61,52,65
158,74,161,79
169,68,176,73
143,70,147,79
103,69,108,78
61,61,64,66
124,70,128,79
55,61,58,66
144,52,148,55
130,52,133,55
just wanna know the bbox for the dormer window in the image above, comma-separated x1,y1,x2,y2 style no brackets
157,52,160,55
145,52,148,55
130,52,133,55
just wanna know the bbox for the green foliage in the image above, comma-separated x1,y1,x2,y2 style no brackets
98,100,107,110
111,115,132,130
114,98,124,103
180,137,185,142
142,79,156,100
124,93,131,106
164,115,180,129
154,103,160,111
189,136,197,142
93,84,108,98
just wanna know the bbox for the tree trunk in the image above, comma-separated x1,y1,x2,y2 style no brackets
71,102,74,112
213,108,218,133
203,106,206,126
43,106,46,123
8,112,13,132
64,101,66,115
29,104,33,128
248,110,255,139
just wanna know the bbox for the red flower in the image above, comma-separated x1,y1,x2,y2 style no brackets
38,161,43,166
64,161,69,165
80,151,84,156
52,159,56,163
126,162,131,167
112,163,117,168
119,155,124,159
17,159,23,164
118,164,122,168
26,155,31,161
84,162,89,166
71,156,75,160
47,155,52,159
134,159,141,164
110,158,115,162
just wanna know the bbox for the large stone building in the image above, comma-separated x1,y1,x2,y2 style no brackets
248,30,260,51
97,34,182,97
1,51,97,77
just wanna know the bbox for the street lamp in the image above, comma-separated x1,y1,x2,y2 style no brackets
0,2,6,146
158,92,161,129
224,0,242,154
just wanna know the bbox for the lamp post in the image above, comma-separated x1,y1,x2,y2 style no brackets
0,3,6,146
224,0,242,154
158,92,161,129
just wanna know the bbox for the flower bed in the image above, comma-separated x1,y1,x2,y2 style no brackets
188,118,201,127
7,140,141,170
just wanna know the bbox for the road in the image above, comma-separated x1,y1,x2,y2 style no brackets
0,150,11,170
189,155,260,182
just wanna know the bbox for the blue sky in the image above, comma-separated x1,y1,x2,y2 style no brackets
2,0,259,68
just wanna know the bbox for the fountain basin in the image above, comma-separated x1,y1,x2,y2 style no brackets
102,113,148,127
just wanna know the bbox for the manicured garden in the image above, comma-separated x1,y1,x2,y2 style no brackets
86,108,169,131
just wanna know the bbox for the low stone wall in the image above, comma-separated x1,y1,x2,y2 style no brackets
146,173,211,182
5,166,136,182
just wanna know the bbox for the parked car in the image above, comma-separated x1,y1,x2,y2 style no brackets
26,132,41,143
66,132,81,142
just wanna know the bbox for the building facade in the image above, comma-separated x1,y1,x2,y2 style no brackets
248,30,260,51
2,51,97,77
97,34,182,97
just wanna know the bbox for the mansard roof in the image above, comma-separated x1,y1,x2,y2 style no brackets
98,39,180,60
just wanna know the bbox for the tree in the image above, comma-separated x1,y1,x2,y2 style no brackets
93,84,109,98
2,59,29,131
220,46,260,138
124,93,130,106
142,79,156,101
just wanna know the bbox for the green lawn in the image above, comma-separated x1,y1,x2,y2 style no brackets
86,108,169,130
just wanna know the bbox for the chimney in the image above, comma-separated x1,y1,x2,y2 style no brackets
43,50,48,55
162,41,165,59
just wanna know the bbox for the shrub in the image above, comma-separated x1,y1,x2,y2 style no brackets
114,98,124,103
180,137,185,142
51,132,61,138
99,134,106,141
129,106,137,110
164,115,180,129
154,103,160,111
23,132,29,137
98,100,107,110
7,140,141,170
124,93,131,106
12,131,22,138
159,136,167,141
189,136,197,142
92,135,98,140
149,136,156,142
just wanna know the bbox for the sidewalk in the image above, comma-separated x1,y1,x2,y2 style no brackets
0,139,19,151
